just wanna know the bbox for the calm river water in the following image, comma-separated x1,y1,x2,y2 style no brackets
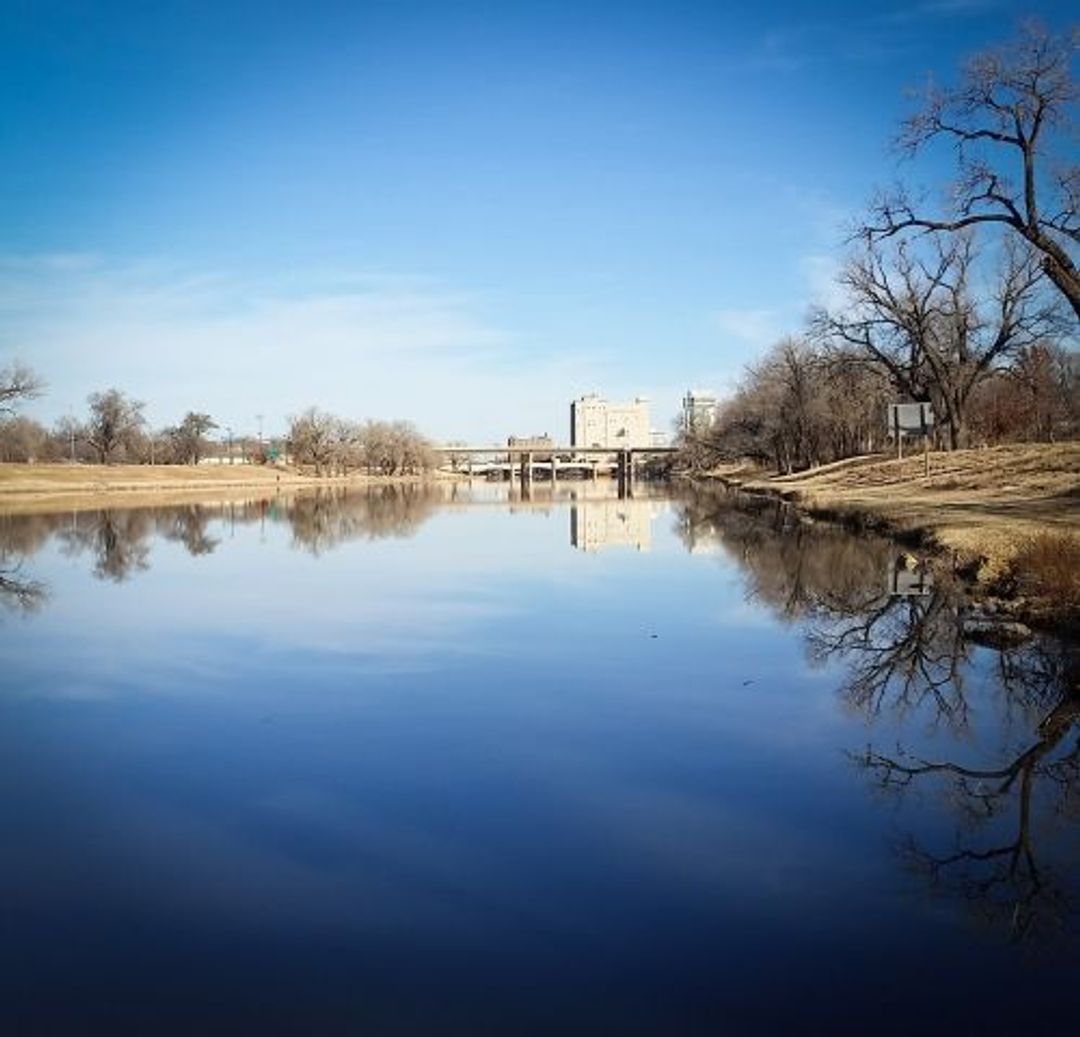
0,481,1076,1034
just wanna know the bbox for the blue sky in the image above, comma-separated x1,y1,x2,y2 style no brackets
0,0,1072,441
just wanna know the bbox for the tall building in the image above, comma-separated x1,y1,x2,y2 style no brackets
681,389,717,433
570,395,651,449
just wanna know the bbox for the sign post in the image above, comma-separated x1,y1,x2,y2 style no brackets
887,403,934,475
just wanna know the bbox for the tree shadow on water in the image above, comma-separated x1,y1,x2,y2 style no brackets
677,485,1080,945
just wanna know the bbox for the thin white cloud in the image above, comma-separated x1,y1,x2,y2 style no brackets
0,257,616,442
798,253,846,312
711,307,782,348
880,0,1002,25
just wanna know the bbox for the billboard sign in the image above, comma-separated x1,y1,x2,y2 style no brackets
887,402,934,438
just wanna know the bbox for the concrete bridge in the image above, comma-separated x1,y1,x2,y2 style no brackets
433,444,677,492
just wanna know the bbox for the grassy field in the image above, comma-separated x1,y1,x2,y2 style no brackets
720,442,1080,587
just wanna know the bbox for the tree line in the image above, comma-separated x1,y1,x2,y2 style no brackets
0,485,444,599
285,408,436,476
0,370,437,474
683,22,1078,473
0,377,230,465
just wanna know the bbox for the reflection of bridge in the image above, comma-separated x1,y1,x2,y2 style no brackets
434,445,676,493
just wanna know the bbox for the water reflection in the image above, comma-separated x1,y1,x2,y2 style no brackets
287,484,442,554
0,482,675,585
0,484,451,586
0,562,47,613
2,482,1077,951
677,485,1079,944
809,588,971,729
0,513,50,612
853,644,1079,943
675,488,897,619
58,508,154,582
570,498,659,552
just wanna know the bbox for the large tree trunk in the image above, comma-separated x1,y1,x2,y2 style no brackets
1033,234,1080,324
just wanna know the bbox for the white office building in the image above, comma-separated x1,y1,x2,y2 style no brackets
570,394,651,449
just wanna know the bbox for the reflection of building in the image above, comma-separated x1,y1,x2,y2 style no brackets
570,498,655,552
570,395,651,449
681,389,717,433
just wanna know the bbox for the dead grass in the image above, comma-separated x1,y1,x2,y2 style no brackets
716,442,1080,589
1008,531,1080,617
0,463,423,514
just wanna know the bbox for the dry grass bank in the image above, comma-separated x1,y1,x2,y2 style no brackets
0,463,436,514
720,443,1080,592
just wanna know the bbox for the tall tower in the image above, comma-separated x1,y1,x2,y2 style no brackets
681,389,717,433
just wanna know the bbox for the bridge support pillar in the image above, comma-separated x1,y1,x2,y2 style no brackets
616,450,636,499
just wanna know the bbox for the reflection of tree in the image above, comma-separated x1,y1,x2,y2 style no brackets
677,487,970,727
0,486,446,594
57,510,153,583
808,591,971,732
155,506,220,556
0,517,50,613
852,641,1079,943
0,512,57,558
0,559,47,613
674,487,893,621
678,485,1080,944
286,485,441,555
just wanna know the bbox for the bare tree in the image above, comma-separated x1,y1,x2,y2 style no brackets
865,22,1079,320
0,416,49,462
287,408,343,475
705,338,827,474
696,338,893,472
85,389,146,464
166,411,218,465
1008,340,1080,441
820,351,892,457
0,362,44,415
359,419,436,476
813,233,1061,449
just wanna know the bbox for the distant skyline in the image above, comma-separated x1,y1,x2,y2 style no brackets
1,0,1072,441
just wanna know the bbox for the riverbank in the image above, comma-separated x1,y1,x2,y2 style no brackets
703,442,1080,632
0,462,445,513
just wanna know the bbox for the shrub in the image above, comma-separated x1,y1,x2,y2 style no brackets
1010,532,1080,615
